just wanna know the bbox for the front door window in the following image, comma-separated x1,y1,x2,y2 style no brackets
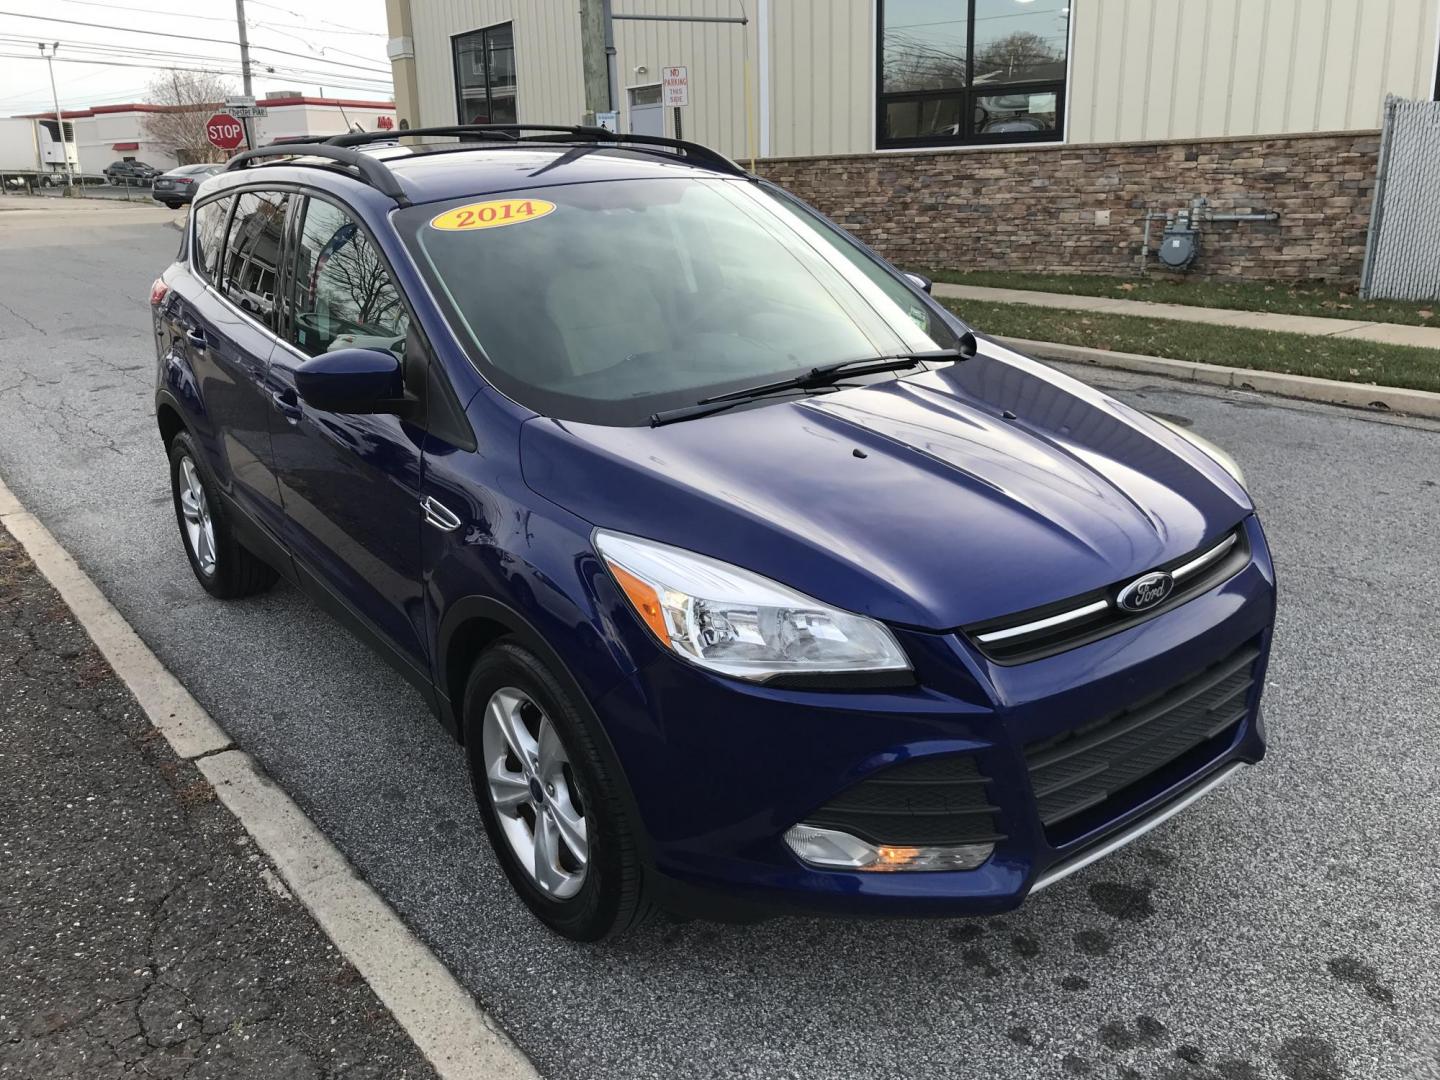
288,199,409,360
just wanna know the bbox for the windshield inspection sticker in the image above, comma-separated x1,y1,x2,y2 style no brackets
429,199,556,231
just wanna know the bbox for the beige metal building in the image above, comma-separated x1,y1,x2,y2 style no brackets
386,0,1440,160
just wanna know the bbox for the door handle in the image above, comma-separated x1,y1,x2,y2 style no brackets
185,327,207,351
421,496,462,532
271,387,302,424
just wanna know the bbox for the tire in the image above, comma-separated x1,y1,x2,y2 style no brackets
167,431,277,600
161,200,181,209
463,641,651,941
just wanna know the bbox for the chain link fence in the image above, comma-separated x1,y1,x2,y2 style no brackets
1360,97,1440,301
0,172,159,200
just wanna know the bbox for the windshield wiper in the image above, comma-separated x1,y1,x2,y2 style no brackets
649,349,962,427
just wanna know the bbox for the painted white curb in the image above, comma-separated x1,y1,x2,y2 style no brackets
998,336,1440,420
0,473,540,1080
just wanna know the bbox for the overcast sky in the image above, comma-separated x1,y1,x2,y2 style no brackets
0,0,392,116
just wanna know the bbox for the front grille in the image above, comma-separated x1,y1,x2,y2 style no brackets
806,753,1006,846
965,526,1251,664
1024,643,1258,843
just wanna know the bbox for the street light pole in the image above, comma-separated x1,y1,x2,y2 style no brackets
234,0,255,150
38,43,73,189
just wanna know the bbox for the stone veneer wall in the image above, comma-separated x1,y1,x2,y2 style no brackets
757,131,1380,283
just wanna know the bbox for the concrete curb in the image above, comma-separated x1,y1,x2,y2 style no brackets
997,336,1440,420
0,473,540,1080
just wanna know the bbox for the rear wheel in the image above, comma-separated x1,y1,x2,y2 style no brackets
463,642,651,941
167,431,277,599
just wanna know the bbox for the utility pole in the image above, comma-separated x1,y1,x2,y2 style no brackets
234,0,255,150
578,0,611,125
38,43,73,189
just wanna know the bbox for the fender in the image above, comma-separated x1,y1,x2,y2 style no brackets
436,593,653,865
155,354,209,445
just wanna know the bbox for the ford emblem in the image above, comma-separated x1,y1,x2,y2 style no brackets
1117,571,1175,613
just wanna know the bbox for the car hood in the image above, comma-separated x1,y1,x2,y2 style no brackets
519,341,1252,630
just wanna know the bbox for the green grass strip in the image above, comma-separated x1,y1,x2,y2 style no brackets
929,269,1439,328
943,299,1440,395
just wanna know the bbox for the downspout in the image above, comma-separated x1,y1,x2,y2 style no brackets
757,0,771,158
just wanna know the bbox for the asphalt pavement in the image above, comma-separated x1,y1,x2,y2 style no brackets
0,524,438,1079
1,198,1437,1080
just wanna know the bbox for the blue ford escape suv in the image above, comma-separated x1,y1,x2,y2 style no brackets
151,126,1273,941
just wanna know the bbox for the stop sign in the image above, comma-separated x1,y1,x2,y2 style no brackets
205,113,245,151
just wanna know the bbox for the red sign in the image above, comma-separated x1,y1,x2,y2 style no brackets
376,115,394,130
205,113,246,151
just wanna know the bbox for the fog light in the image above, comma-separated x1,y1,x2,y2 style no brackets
784,823,993,872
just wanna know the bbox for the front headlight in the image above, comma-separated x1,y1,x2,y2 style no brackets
1151,415,1247,489
593,530,911,682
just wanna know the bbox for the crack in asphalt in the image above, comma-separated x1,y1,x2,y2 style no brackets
0,527,438,1080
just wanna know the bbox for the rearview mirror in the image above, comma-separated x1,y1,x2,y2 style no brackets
904,272,933,294
294,348,404,414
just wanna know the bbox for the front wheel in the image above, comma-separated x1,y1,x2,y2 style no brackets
167,431,277,599
463,642,651,941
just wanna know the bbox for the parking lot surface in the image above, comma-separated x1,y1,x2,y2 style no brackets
1,201,1437,1080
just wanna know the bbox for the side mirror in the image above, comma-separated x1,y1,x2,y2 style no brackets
294,348,404,414
904,272,934,294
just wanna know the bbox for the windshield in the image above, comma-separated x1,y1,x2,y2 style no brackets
400,177,959,425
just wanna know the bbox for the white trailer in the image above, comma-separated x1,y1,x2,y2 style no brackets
0,118,41,172
0,117,76,188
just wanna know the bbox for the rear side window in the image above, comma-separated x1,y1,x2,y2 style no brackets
288,198,408,358
223,190,291,330
191,196,233,284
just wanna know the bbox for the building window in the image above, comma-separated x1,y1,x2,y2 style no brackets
454,22,516,125
877,0,1069,148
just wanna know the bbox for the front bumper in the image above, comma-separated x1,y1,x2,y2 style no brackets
593,516,1275,920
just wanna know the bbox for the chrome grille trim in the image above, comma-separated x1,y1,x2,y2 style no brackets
1171,533,1238,582
974,598,1111,645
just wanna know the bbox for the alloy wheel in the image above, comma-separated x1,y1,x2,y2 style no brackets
480,687,589,899
177,455,217,577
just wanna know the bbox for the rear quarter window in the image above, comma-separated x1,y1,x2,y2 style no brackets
191,196,234,286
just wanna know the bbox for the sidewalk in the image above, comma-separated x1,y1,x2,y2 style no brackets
0,194,182,232
0,525,437,1080
933,282,1440,351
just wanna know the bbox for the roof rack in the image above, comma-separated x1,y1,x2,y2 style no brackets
223,124,749,208
224,143,412,205
326,124,750,179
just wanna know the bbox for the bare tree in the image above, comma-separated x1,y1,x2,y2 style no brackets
324,235,404,330
972,32,1063,83
140,71,236,164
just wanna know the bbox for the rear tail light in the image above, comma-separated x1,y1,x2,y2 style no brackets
178,178,194,184
150,278,169,307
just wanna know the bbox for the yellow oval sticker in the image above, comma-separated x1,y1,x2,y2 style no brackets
429,198,556,231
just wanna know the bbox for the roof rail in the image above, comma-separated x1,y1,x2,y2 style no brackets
325,124,750,178
224,143,411,205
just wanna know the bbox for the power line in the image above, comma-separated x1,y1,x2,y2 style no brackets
0,11,392,73
250,18,384,38
45,0,233,22
0,33,392,86
37,0,384,35
246,0,384,37
0,51,391,94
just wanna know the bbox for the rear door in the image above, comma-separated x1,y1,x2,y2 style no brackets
164,192,288,541
266,192,430,684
